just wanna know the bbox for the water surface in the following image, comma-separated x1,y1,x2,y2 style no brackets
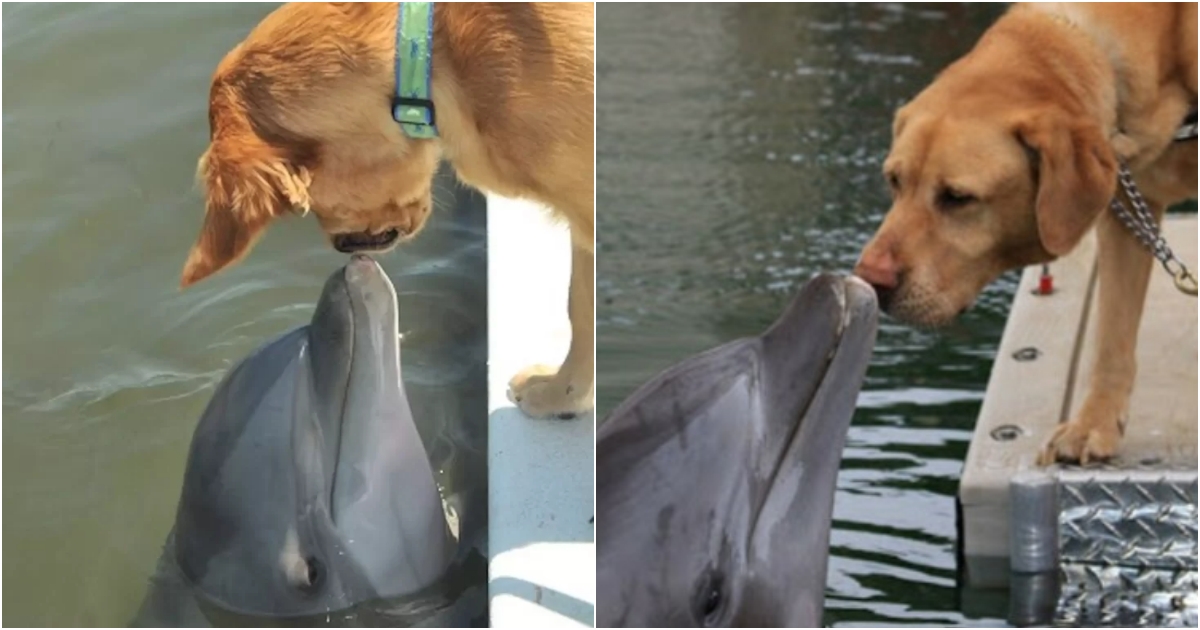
3,4,487,626
597,3,1011,625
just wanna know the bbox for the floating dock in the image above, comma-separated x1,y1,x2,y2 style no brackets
959,215,1197,626
486,195,595,628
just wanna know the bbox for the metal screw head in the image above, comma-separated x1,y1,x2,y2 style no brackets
991,424,1024,441
1012,347,1040,362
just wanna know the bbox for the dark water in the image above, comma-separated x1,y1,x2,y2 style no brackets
597,3,1013,626
3,3,487,626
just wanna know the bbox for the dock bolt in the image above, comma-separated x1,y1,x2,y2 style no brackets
991,424,1024,441
1012,347,1040,362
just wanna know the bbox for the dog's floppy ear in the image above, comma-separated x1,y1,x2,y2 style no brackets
1015,112,1118,256
180,139,312,288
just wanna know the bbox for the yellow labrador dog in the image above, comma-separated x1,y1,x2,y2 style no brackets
180,3,595,419
855,3,1197,464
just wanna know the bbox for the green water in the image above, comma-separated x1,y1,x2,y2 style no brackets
3,4,487,626
597,3,1013,626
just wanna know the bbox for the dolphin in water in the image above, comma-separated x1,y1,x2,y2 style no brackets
596,273,878,627
134,254,458,625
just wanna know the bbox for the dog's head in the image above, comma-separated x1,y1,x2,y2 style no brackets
181,5,438,288
854,68,1117,327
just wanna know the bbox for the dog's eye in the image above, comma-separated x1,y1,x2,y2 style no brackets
937,187,976,209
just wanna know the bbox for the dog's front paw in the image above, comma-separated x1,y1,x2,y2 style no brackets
507,364,593,420
1037,411,1124,466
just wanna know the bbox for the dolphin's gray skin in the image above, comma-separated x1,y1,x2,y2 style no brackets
135,255,454,625
596,273,878,627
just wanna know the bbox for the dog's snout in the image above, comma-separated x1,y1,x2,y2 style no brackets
854,244,901,311
854,247,898,288
331,228,402,253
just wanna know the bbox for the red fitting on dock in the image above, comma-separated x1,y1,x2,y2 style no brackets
1036,265,1053,295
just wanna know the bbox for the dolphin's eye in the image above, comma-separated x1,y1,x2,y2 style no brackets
693,570,725,626
703,584,721,617
302,556,324,592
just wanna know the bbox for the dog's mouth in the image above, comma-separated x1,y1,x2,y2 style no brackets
880,281,974,330
331,229,402,254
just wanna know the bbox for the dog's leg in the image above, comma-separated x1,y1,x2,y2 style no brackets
1039,205,1161,465
508,228,595,419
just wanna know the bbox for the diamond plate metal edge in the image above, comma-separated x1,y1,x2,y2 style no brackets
1054,564,1198,628
1056,471,1198,570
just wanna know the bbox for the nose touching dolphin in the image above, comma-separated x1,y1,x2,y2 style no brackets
596,273,878,627
135,255,455,625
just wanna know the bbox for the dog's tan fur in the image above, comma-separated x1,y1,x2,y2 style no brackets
854,3,1197,464
181,2,595,418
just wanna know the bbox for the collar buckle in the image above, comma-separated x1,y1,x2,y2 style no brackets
393,96,436,130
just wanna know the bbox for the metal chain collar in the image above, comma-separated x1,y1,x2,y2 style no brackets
1174,111,1198,142
1108,160,1198,296
1175,120,1198,142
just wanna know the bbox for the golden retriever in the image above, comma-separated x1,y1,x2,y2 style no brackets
854,3,1197,464
179,3,595,419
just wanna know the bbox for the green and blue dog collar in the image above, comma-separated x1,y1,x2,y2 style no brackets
392,2,438,139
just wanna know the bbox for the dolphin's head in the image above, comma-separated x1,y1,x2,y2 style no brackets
174,255,452,619
596,274,878,627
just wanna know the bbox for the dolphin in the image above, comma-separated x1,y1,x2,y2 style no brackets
596,273,878,627
134,254,455,625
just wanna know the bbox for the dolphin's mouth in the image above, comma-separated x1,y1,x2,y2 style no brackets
331,255,402,523
327,278,355,524
772,283,848,461
332,229,402,253
750,276,878,540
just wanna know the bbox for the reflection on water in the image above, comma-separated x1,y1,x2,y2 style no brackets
3,3,487,626
598,3,1010,626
